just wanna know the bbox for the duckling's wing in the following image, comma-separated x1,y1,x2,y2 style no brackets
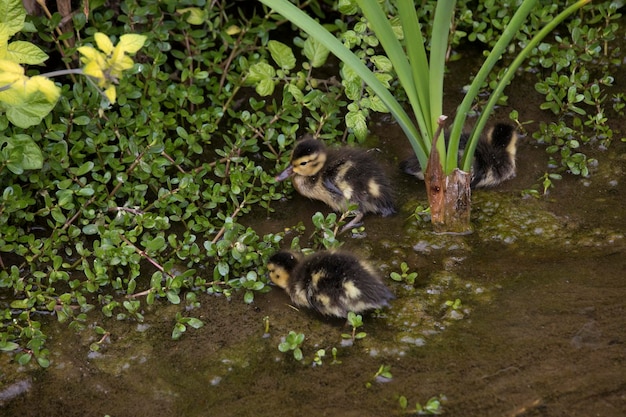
322,177,345,197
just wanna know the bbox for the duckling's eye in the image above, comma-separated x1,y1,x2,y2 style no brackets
299,161,308,166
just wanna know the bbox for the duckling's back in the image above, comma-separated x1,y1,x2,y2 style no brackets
471,124,518,188
320,147,396,217
291,251,394,317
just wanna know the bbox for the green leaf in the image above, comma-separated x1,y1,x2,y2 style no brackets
2,134,43,174
286,84,304,101
0,341,19,352
268,40,296,70
36,356,50,368
293,348,303,361
73,115,91,125
186,318,204,329
399,395,408,410
370,55,393,72
171,323,186,340
217,261,229,277
166,290,181,304
75,161,94,176
247,62,276,84
16,352,31,366
303,37,329,68
145,235,165,252
10,299,29,309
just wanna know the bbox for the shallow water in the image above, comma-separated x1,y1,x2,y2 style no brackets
3,37,626,417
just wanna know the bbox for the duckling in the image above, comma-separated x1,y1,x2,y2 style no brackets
267,250,394,318
400,123,518,188
275,135,396,231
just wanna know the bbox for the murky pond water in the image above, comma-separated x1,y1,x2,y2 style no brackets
2,38,626,417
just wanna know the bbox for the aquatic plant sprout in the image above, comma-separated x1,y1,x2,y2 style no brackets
259,0,591,174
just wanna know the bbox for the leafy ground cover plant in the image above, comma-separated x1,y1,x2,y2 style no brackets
0,0,300,367
399,394,446,415
528,1,624,192
278,330,305,360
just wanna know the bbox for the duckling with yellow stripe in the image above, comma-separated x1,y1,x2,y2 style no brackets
267,250,394,318
275,135,396,231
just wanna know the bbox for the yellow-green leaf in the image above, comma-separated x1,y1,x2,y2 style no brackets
246,62,275,84
0,0,26,37
104,84,116,103
0,31,10,59
225,25,241,35
268,40,296,71
94,32,114,55
117,34,147,54
81,60,105,85
303,37,329,68
28,76,61,102
369,95,390,113
346,110,367,141
0,78,60,128
256,78,275,96
7,40,48,64
110,54,134,75
177,7,206,25
0,58,25,84
77,45,104,63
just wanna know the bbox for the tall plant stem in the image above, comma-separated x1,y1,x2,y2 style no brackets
429,0,455,170
259,0,427,166
447,0,537,174
460,0,592,171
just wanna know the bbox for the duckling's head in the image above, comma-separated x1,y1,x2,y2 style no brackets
267,250,301,289
275,138,328,181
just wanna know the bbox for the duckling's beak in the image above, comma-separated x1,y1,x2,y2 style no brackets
275,165,294,181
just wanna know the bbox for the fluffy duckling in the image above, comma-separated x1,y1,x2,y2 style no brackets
267,250,394,318
275,135,396,231
400,123,518,188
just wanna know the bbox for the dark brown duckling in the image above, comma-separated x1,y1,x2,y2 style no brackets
275,135,396,231
400,123,518,188
267,250,394,318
